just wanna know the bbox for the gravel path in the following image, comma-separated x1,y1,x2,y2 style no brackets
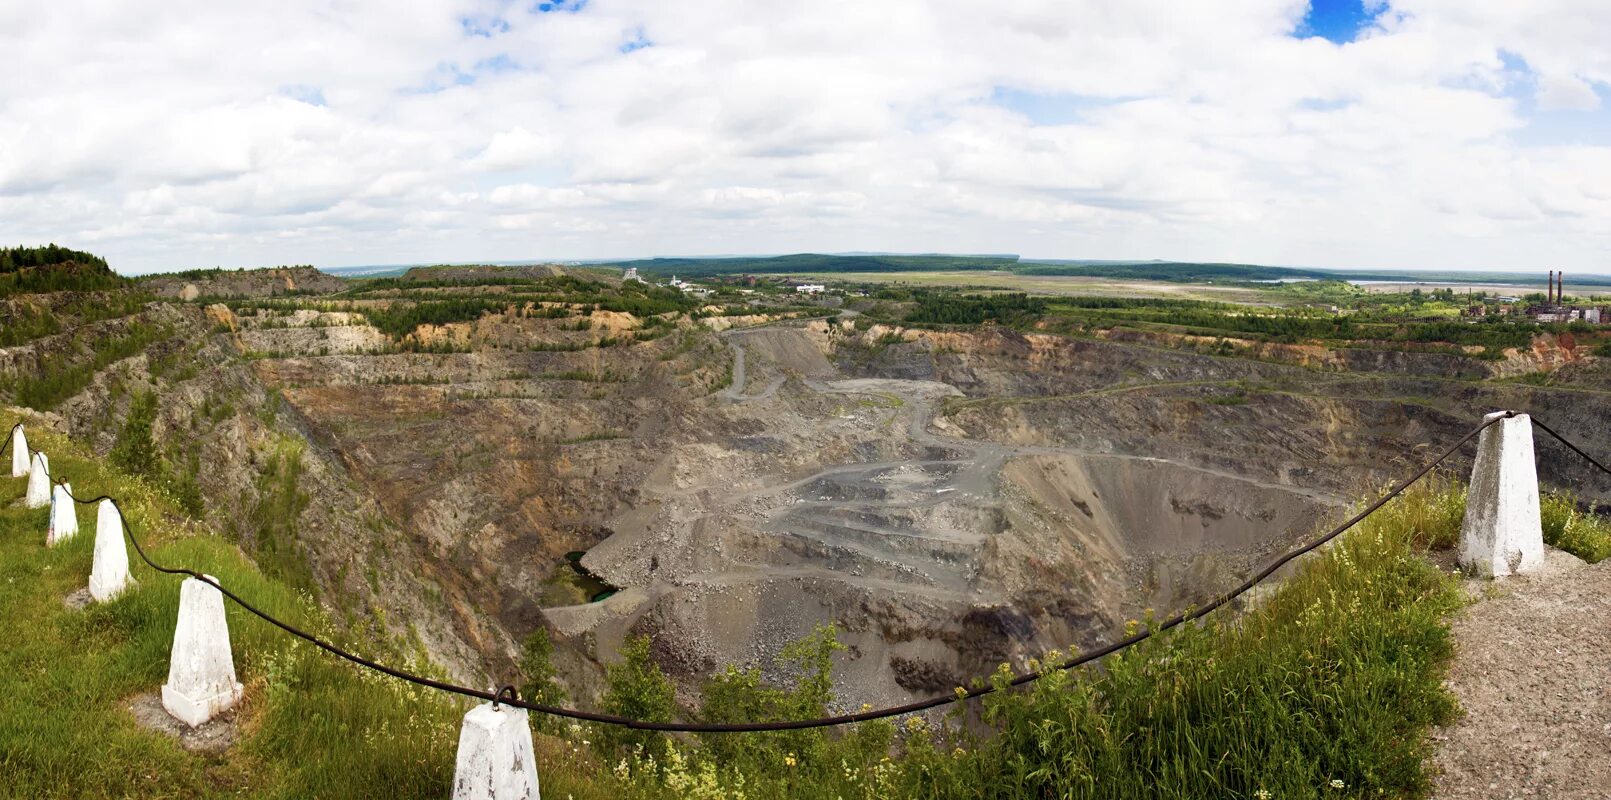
1433,551,1611,798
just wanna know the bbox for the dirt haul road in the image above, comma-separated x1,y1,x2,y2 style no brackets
551,326,1345,707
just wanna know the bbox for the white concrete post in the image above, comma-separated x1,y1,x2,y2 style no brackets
1459,411,1545,578
452,701,542,800
9,425,27,478
48,484,79,545
162,576,244,727
24,452,50,508
89,500,132,601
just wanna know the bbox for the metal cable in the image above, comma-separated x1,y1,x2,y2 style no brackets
12,411,1509,732
1529,417,1611,478
4,421,23,461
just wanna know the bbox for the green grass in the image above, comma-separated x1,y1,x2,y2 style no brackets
596,477,1471,799
0,418,1498,799
0,417,618,800
1541,491,1611,563
1,322,170,410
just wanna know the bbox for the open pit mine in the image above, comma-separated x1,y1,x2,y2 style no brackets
15,266,1611,712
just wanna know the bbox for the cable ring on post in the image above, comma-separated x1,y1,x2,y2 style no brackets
494,685,518,708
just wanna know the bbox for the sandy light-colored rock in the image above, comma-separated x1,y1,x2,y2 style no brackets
162,576,244,727
452,701,541,800
1459,411,1545,578
89,499,132,601
9,424,26,478
48,483,78,545
24,452,50,508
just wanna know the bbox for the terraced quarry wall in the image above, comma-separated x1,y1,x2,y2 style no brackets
9,275,1611,709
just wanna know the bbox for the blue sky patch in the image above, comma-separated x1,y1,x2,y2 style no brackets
281,85,326,106
1510,81,1611,147
460,15,510,38
1296,97,1350,112
620,27,652,54
533,0,587,13
402,64,478,95
474,54,521,74
1295,0,1385,44
991,87,1123,126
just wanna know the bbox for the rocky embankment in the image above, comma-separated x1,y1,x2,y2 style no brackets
142,266,346,299
11,276,1611,706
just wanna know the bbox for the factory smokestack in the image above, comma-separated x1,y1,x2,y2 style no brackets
1559,271,1565,304
1548,270,1556,304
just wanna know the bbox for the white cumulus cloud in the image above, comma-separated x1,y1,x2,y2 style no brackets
1,0,1609,273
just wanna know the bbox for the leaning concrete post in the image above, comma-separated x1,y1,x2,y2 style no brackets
9,425,27,477
162,576,244,727
1459,411,1545,578
452,701,541,800
24,452,50,508
89,500,132,601
48,484,79,545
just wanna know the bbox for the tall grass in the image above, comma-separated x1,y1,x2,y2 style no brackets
604,477,1471,799
0,422,461,798
0,422,1506,799
1541,491,1611,563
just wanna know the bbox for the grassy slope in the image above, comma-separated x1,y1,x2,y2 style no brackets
7,413,1610,799
0,415,609,800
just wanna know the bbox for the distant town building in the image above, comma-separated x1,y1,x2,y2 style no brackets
795,284,826,294
1519,271,1611,325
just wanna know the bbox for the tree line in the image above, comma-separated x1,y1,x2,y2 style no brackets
0,244,124,295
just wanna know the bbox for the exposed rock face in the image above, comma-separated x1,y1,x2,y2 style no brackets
143,266,346,299
398,264,574,284
13,287,1611,708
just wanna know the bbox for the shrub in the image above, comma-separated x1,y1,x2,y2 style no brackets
599,636,677,762
109,390,160,479
1,322,168,410
520,629,569,733
1541,491,1611,563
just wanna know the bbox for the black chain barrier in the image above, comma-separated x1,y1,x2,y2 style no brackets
5,409,1598,732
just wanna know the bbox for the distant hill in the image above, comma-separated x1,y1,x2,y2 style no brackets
594,253,1611,288
139,265,347,299
0,245,125,295
395,263,574,284
604,253,1020,278
1019,259,1611,286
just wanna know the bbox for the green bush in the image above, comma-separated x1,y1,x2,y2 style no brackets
599,636,678,762
109,390,160,478
0,421,479,799
606,478,1467,799
0,244,125,294
0,419,1492,799
2,322,169,410
249,437,313,589
0,305,61,347
520,629,568,707
1541,492,1611,563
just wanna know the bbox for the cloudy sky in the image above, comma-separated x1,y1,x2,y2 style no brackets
3,0,1609,275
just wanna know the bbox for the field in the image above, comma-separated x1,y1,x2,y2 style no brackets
779,270,1273,303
